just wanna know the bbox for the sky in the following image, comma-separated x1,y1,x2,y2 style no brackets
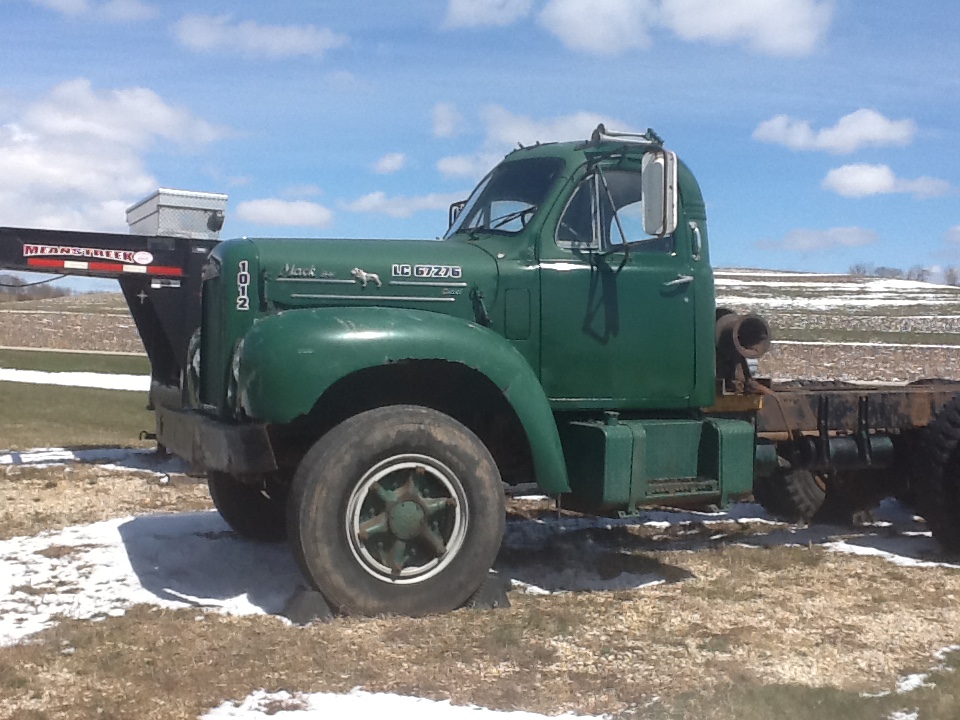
0,0,958,282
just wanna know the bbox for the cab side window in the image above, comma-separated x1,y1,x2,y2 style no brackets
556,169,675,254
556,176,597,250
602,170,675,253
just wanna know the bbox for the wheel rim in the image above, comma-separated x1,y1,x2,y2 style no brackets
345,453,468,585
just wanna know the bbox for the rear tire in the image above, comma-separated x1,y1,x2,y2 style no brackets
753,468,825,522
287,405,505,617
208,472,288,542
915,395,960,551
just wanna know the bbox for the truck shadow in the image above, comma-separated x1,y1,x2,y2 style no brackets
114,500,959,618
498,498,960,593
117,511,301,615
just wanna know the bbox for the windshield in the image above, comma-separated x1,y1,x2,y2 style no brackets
444,156,565,238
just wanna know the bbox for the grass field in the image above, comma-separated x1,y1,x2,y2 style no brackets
0,347,151,450
0,381,152,450
0,291,130,314
0,348,149,375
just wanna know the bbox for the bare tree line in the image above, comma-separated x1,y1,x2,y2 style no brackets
848,263,960,286
0,273,75,301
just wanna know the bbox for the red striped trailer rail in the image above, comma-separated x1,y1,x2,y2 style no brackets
0,226,217,409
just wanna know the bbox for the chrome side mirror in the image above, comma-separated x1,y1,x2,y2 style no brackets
641,150,678,237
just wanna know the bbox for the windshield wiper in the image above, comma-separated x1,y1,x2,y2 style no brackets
488,206,537,231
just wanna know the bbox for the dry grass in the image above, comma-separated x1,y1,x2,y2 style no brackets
0,293,140,353
0,463,210,540
2,537,960,719
760,343,960,383
4,470,959,718
3,468,960,718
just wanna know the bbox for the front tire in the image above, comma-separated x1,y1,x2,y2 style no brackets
287,405,505,617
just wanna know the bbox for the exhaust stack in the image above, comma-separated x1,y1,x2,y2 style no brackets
715,308,771,389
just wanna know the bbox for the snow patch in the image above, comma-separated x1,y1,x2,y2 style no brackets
202,688,604,719
0,446,189,475
0,368,149,391
0,512,299,647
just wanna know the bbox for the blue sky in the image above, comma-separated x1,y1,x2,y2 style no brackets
1,0,958,280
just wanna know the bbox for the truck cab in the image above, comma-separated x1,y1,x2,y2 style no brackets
442,130,715,410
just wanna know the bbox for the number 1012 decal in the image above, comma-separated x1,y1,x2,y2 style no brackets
237,260,250,311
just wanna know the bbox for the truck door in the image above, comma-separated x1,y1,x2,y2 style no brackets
539,167,698,408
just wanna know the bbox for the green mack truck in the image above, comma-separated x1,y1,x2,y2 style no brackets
3,125,960,617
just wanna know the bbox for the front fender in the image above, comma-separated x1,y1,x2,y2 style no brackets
235,307,570,493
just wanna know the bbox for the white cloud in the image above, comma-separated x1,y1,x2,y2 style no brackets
538,0,657,55
764,227,878,252
173,15,348,59
444,0,832,57
23,78,223,147
373,152,406,174
438,105,625,178
945,226,960,244
659,0,833,56
236,199,333,227
30,0,157,21
822,164,952,199
530,0,832,56
432,103,463,138
0,78,224,231
437,153,504,179
484,105,622,146
753,109,916,154
343,191,462,219
444,0,534,28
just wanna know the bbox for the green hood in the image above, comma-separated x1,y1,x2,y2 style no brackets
251,237,499,324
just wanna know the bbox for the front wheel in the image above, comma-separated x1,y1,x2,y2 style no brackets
287,405,505,617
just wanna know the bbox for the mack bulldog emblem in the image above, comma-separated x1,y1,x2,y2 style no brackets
351,267,382,288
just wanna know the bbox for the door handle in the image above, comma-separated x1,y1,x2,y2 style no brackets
663,274,694,287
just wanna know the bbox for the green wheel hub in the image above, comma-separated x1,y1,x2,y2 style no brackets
346,454,467,584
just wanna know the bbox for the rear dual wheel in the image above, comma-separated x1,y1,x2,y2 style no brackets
287,405,505,617
754,468,887,524
753,468,825,523
915,395,960,552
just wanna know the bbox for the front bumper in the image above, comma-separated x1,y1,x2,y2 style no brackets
156,404,277,476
